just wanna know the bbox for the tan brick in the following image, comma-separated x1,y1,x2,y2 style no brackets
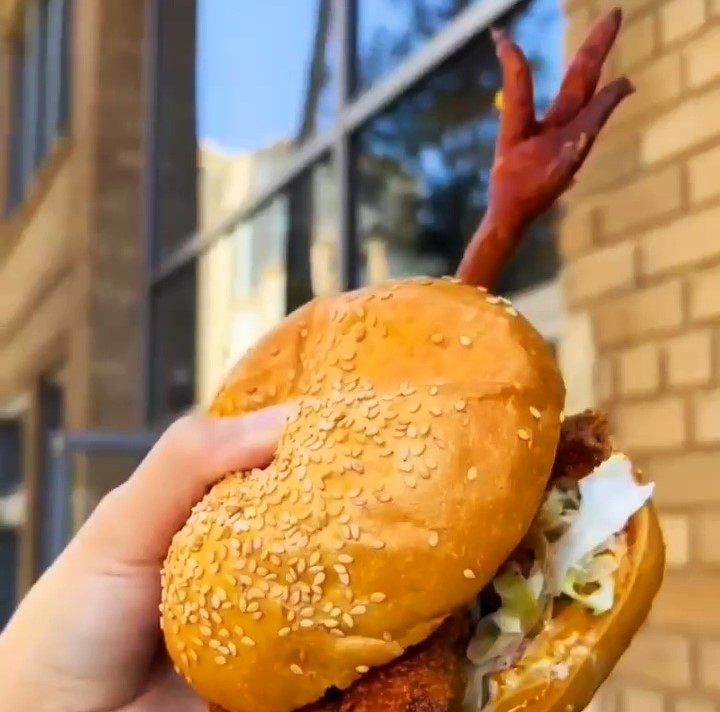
695,512,720,564
699,640,720,690
676,697,718,712
565,5,591,56
659,513,689,567
617,53,682,125
573,134,640,197
618,343,661,396
595,0,657,18
665,330,713,387
640,205,720,275
617,630,691,688
651,573,720,632
640,205,720,277
649,450,720,506
616,13,656,70
601,167,682,239
620,686,665,712
558,204,595,260
565,242,635,305
643,85,720,164
659,0,705,45
688,143,720,205
596,356,615,402
613,397,686,452
690,265,720,322
694,388,720,444
593,281,684,347
685,26,720,88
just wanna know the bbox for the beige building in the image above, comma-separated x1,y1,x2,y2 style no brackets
0,0,197,619
562,0,720,707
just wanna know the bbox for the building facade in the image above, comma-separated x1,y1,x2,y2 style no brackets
0,0,197,622
563,0,720,708
0,0,718,707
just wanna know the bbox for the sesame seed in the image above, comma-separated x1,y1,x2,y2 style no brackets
370,592,387,603
560,410,566,423
517,429,530,441
455,400,467,412
351,605,367,615
429,531,439,547
290,664,303,675
241,636,256,647
459,336,473,347
467,466,478,481
356,665,370,673
431,333,444,345
530,406,541,419
463,569,476,580
278,627,291,637
215,655,227,665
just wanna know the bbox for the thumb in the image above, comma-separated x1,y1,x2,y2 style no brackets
71,405,295,567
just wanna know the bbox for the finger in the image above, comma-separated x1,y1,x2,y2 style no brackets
541,7,623,128
565,77,634,151
492,27,536,152
73,405,295,566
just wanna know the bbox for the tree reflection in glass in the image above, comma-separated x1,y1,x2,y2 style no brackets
355,0,565,295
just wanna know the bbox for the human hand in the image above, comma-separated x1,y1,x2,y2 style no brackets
0,405,293,712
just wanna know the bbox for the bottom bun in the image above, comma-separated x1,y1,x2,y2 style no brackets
482,496,665,712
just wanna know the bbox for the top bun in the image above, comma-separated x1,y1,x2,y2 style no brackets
161,277,566,712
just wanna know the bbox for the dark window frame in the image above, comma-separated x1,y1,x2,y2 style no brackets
144,0,559,426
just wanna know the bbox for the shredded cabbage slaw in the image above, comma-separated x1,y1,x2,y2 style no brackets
465,454,654,687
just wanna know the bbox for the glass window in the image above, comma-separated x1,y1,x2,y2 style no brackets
220,158,338,367
0,420,22,496
356,0,482,93
354,0,564,295
196,0,337,228
0,530,19,629
149,265,197,424
5,0,72,213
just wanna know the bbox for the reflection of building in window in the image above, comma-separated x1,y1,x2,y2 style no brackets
354,0,564,303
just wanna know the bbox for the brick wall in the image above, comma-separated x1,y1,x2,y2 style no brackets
562,0,720,709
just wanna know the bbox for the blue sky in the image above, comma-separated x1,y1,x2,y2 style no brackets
196,1,321,152
196,1,565,153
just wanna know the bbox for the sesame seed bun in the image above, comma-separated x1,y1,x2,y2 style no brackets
160,277,565,712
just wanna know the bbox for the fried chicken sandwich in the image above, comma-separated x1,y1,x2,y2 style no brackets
160,9,665,712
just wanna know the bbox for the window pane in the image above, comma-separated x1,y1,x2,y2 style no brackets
196,0,337,229
356,0,480,93
21,0,42,189
6,51,25,213
196,158,338,397
0,530,19,629
0,420,22,495
354,0,564,294
149,265,197,424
